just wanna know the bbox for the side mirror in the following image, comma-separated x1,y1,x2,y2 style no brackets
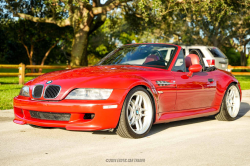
187,64,202,77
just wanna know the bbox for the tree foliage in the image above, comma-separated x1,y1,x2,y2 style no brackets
1,0,250,66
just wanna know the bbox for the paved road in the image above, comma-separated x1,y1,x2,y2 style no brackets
1,91,250,166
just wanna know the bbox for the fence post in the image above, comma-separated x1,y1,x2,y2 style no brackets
228,65,232,73
66,60,71,69
19,63,25,85
67,65,72,69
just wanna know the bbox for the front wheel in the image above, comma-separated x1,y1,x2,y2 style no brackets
215,84,241,121
116,87,154,138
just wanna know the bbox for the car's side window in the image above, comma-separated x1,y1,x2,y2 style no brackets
172,49,186,72
189,49,205,58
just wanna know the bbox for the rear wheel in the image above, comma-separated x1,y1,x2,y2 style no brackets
215,84,240,121
116,87,154,138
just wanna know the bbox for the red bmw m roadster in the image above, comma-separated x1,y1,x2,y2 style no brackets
13,44,241,138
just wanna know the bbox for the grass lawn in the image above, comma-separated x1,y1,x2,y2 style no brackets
0,77,35,110
0,67,66,110
235,76,250,90
0,75,250,110
232,69,250,72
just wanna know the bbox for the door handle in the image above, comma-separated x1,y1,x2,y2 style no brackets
208,78,214,82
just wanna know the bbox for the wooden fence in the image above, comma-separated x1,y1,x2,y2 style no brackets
0,63,81,85
228,65,250,76
0,64,250,85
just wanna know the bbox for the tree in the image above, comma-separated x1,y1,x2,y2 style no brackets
122,0,250,44
8,19,70,69
222,46,241,66
224,9,250,66
3,0,132,66
3,0,250,66
158,1,250,66
0,20,30,64
87,16,116,64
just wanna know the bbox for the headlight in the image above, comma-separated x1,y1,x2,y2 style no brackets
19,86,30,97
65,88,113,100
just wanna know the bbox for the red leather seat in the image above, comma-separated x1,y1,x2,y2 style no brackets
143,54,160,64
185,54,200,68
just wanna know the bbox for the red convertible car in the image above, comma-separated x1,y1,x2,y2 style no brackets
13,44,241,138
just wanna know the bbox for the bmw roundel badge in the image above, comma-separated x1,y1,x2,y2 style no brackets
46,80,53,84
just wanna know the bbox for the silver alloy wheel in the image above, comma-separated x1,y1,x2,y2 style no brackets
226,85,240,118
126,91,153,134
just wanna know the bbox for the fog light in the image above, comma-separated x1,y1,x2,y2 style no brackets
84,113,95,119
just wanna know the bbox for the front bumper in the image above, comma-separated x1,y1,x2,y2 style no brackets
13,89,128,131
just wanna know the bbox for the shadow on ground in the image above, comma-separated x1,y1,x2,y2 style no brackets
237,102,250,119
148,102,250,136
148,116,215,137
22,102,250,137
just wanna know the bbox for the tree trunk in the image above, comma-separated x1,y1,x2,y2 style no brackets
39,41,59,73
30,44,35,72
240,52,247,66
212,37,219,47
70,7,93,66
80,37,89,66
21,41,33,66
240,44,247,67
70,29,89,66
29,58,33,65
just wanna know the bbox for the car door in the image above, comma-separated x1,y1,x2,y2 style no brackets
172,49,216,111
174,72,216,110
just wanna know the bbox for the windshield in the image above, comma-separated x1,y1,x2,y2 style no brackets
97,44,177,68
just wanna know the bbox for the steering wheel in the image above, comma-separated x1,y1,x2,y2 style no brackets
143,50,167,66
148,50,165,61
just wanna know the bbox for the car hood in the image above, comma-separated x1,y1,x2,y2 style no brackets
28,65,163,86
25,65,165,100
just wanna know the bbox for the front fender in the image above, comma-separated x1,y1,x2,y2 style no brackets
82,74,160,123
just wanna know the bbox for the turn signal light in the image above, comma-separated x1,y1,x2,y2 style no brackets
206,59,215,66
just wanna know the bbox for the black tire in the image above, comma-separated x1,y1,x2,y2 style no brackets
116,87,154,138
215,83,240,121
